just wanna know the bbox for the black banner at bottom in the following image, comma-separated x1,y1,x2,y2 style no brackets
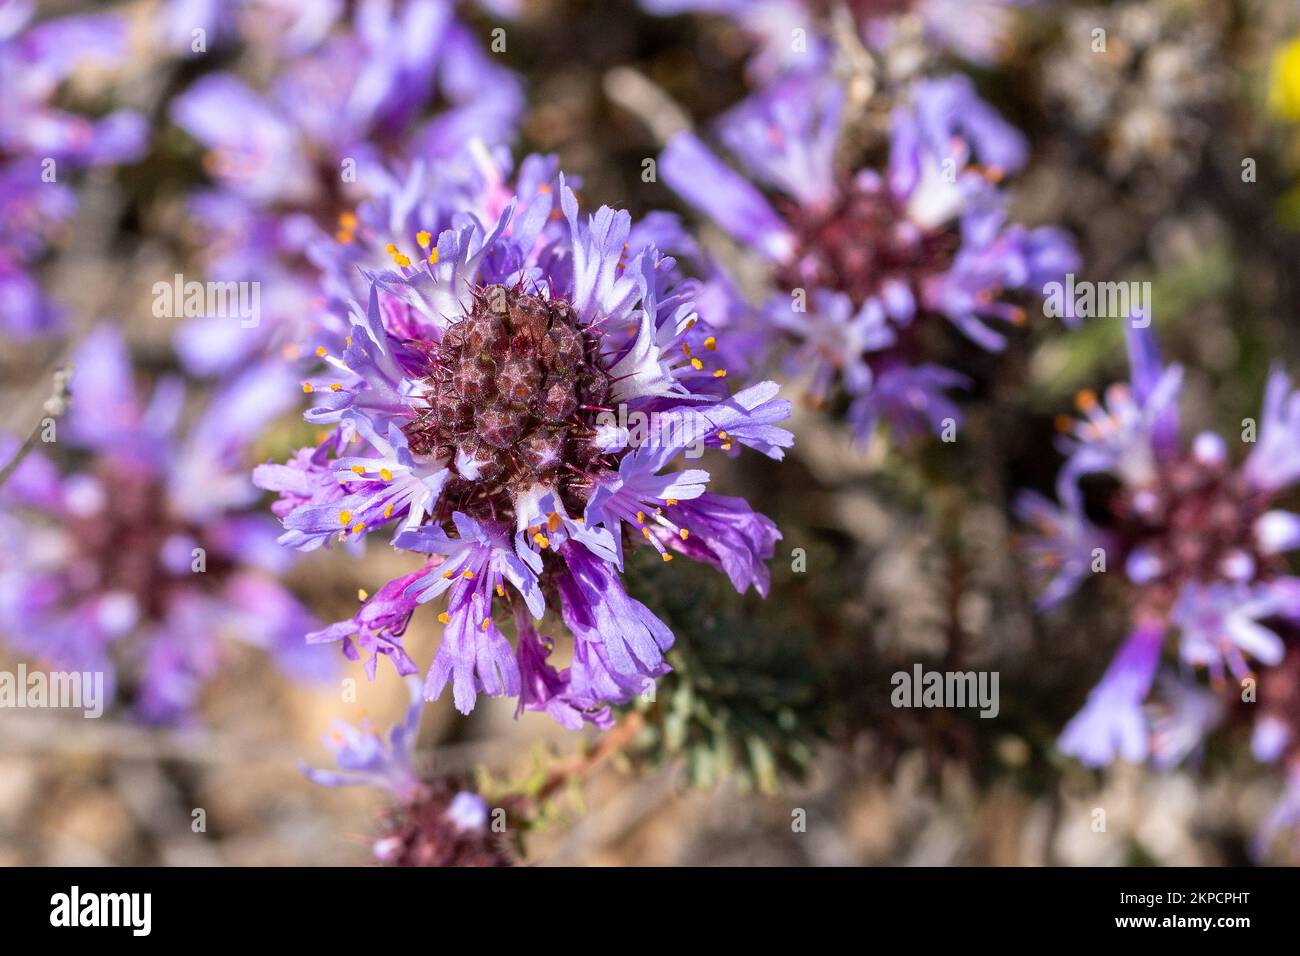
0,865,1280,940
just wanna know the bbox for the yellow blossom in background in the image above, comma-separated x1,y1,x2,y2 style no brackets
1270,36,1300,121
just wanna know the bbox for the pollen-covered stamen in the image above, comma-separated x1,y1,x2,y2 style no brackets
384,242,412,268
401,284,612,525
776,180,958,307
336,211,358,244
1072,386,1133,440
602,497,692,559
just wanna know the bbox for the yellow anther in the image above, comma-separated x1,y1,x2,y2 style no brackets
462,570,474,579
351,523,366,534
480,618,491,631
682,343,692,356
330,383,342,392
358,588,369,602
680,529,689,540
379,468,393,482
662,553,673,562
438,612,450,624
302,383,314,393
721,442,733,451
351,465,366,475
442,570,455,579
315,346,327,357
713,369,728,378
383,504,394,518
392,253,411,267
665,498,677,506
704,336,716,350
690,358,704,370
717,430,729,440
384,243,398,254
428,249,439,264
636,511,645,523
335,230,354,244
533,533,550,548
641,527,651,539
496,584,505,597
416,230,432,249
338,510,352,526
547,512,561,532
1075,388,1098,412
339,212,358,230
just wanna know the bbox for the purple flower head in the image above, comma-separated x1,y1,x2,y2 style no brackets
265,174,791,726
1026,323,1300,778
0,326,332,723
661,69,1077,446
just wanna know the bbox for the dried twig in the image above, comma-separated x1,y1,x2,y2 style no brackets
602,67,691,146
0,364,73,488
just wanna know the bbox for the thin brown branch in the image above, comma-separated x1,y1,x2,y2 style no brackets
0,364,72,488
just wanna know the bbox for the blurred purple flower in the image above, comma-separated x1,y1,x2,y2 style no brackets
1021,324,1300,812
0,3,146,338
0,325,332,722
165,0,524,375
661,70,1077,445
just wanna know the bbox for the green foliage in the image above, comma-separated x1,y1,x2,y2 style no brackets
622,551,825,794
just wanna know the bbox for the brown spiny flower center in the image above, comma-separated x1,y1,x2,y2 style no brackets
63,467,231,620
1116,455,1271,597
402,284,611,524
373,784,514,867
776,184,958,307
